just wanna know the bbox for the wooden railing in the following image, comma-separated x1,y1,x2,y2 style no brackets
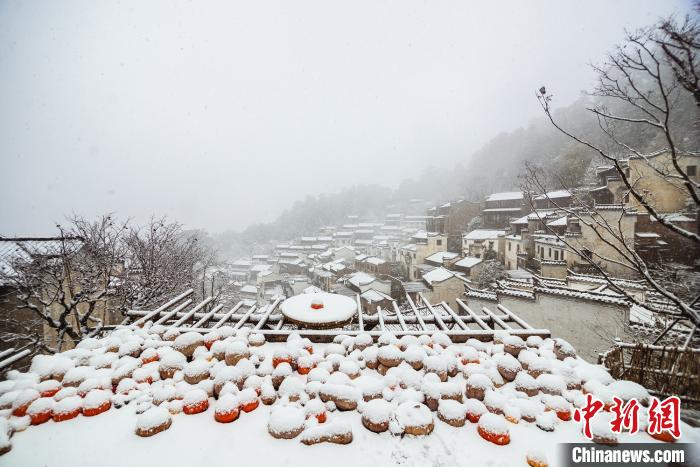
600,342,700,408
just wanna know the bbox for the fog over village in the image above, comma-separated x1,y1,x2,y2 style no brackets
0,1,699,466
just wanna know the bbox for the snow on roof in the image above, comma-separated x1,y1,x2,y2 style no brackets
534,190,571,200
240,285,258,294
233,259,253,267
363,257,386,265
486,191,523,202
653,213,694,223
635,232,661,238
546,216,567,227
482,207,522,213
463,229,505,241
424,251,459,263
422,267,455,285
360,289,393,303
250,264,271,272
347,271,376,287
401,244,417,252
455,256,482,268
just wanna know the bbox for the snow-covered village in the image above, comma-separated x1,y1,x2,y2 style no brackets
1,1,699,466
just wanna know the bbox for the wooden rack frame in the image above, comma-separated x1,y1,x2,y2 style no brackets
124,290,551,343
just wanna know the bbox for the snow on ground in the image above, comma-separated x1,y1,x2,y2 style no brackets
1,327,699,467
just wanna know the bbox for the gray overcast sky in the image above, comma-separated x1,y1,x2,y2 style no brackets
0,0,694,235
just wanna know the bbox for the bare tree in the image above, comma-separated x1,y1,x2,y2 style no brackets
0,215,127,354
1,215,214,359
523,15,700,337
120,216,207,311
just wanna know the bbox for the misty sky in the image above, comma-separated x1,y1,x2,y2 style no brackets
0,0,694,235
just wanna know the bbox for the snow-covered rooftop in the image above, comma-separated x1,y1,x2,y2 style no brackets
463,230,506,241
347,272,376,288
359,289,393,303
424,251,459,264
422,267,455,285
455,256,482,269
546,216,567,227
533,190,571,200
486,191,523,202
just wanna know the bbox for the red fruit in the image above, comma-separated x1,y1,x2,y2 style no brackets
40,387,61,398
315,412,327,423
556,410,571,421
240,400,259,413
13,404,31,418
466,412,482,424
83,401,111,417
272,357,293,368
215,409,239,423
647,428,676,443
477,426,510,445
183,400,209,415
298,365,314,375
53,408,81,422
30,411,52,425
141,355,159,364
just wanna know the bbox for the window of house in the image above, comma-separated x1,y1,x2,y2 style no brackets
488,241,494,249
688,165,697,177
554,250,559,261
436,239,442,246
516,244,520,253
508,242,511,251
548,248,551,257
581,248,592,260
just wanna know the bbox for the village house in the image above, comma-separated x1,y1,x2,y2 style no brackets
423,250,460,268
419,267,466,310
452,256,484,279
332,231,353,247
331,245,357,262
398,231,447,281
400,215,429,231
238,284,258,302
532,190,573,209
481,191,525,228
504,232,524,271
462,229,505,259
359,288,395,315
563,206,638,278
425,199,481,252
344,271,392,296
626,152,700,213
355,255,390,276
533,234,568,279
634,212,698,265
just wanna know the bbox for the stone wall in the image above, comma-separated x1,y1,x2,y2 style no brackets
464,292,635,362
